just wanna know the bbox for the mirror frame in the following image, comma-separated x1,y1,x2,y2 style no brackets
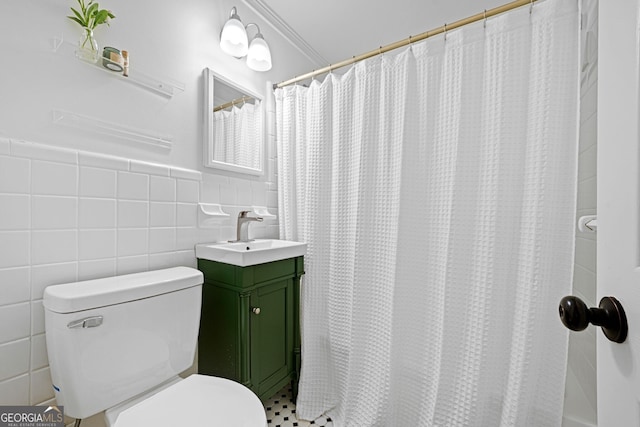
203,67,264,176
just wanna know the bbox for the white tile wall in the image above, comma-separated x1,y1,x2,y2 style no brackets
117,171,149,200
32,161,77,196
563,1,598,426
0,156,30,193
79,167,117,198
0,339,30,381
0,267,30,306
0,194,30,229
0,231,30,268
0,135,279,409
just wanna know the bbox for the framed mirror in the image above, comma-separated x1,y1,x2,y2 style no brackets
203,68,264,175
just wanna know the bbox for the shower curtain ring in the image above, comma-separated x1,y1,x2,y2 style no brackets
530,0,534,14
444,23,448,41
483,10,487,28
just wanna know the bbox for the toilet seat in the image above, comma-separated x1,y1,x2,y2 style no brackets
111,374,267,427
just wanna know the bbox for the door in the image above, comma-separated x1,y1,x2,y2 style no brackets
598,1,640,425
250,278,294,399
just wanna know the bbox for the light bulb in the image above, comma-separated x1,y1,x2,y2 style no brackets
220,12,248,57
247,35,272,71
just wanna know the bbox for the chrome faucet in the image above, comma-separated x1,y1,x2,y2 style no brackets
231,210,263,243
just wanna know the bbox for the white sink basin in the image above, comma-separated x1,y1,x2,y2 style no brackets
195,239,307,267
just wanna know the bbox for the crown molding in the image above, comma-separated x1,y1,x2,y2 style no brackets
242,0,327,68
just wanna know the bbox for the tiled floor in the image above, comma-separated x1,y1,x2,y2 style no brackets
264,385,333,427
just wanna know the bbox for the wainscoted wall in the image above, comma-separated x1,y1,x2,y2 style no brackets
0,137,278,415
563,0,598,426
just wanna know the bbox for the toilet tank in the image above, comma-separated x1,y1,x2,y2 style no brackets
43,267,204,419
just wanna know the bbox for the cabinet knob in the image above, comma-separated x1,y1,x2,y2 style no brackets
252,307,261,315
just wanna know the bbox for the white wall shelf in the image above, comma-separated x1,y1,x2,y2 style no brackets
51,36,185,98
52,109,173,149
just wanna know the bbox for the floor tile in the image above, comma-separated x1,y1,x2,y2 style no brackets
264,385,333,427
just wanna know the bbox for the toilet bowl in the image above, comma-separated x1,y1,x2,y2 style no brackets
43,267,267,427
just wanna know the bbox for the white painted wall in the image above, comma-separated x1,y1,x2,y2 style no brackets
563,1,598,426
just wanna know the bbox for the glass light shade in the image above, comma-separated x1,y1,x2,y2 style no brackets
247,35,272,71
220,17,248,57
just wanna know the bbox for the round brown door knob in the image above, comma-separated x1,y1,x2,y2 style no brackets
559,296,628,343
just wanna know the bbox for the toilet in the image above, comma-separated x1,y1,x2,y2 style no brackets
43,266,267,427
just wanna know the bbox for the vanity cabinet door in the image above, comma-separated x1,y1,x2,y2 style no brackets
250,278,294,399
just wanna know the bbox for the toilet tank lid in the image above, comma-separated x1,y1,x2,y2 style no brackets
43,267,204,314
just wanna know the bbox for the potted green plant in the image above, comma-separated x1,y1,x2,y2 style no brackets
67,0,115,63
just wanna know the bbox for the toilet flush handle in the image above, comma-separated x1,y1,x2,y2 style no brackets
67,315,104,329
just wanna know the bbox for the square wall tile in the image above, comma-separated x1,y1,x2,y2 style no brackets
117,229,148,257
219,181,237,205
177,179,199,203
0,267,30,306
0,338,30,381
79,198,116,229
30,367,54,405
177,204,197,227
31,230,77,265
79,229,116,260
32,160,77,196
235,180,252,206
78,258,116,281
117,200,149,228
201,174,224,203
31,263,77,300
149,252,180,270
79,167,117,198
118,172,149,200
0,155,30,194
117,255,148,275
31,333,49,371
150,176,176,202
267,190,278,209
31,300,45,335
0,374,29,405
149,228,176,254
0,231,30,268
173,250,197,268
176,227,199,251
150,202,176,227
0,194,30,230
0,302,30,344
251,182,268,206
31,196,77,230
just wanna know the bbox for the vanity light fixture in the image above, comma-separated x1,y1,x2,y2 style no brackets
220,7,272,72
245,23,272,71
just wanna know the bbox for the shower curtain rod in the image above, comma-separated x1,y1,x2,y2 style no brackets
213,95,255,112
274,0,538,89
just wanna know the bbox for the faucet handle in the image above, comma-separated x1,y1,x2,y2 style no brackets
238,210,251,218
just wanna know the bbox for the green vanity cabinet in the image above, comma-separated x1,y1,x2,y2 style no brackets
197,256,304,401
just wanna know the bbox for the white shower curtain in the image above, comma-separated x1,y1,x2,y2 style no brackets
276,1,579,426
213,101,262,169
